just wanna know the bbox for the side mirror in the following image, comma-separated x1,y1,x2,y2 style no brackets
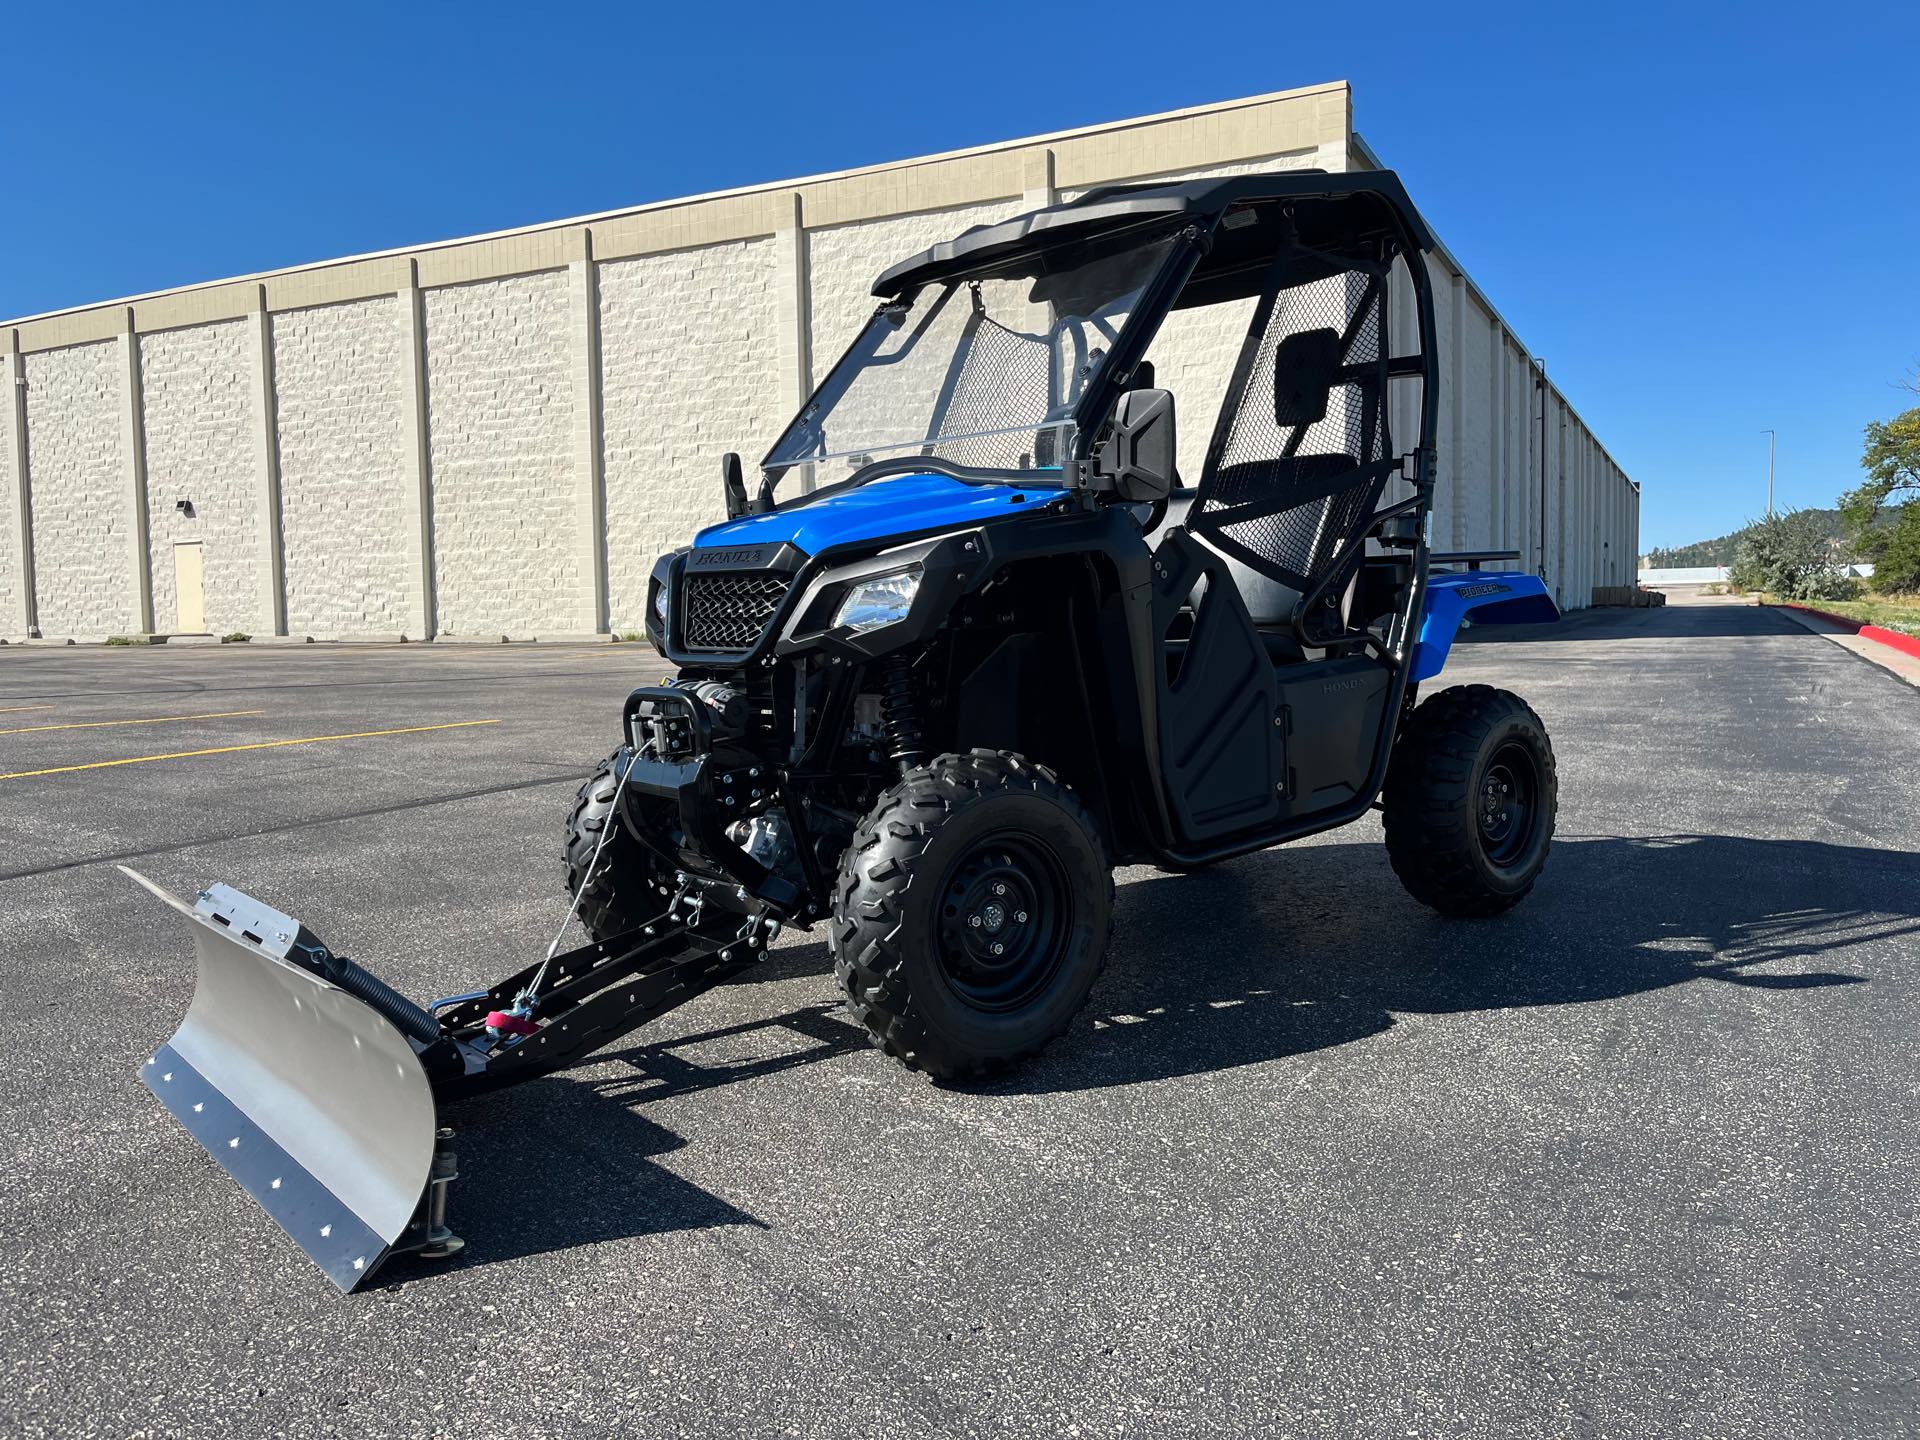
1094,388,1177,502
721,453,749,519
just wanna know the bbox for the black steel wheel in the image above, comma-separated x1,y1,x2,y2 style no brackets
1475,740,1543,867
935,834,1074,1012
833,749,1112,1080
563,750,669,941
1383,685,1557,917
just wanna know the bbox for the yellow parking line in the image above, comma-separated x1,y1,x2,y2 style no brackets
0,719,500,782
0,708,265,737
0,705,55,715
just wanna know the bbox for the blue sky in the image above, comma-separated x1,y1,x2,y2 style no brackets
3,2,1914,548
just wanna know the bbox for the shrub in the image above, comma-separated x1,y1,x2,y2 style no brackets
222,631,251,644
103,635,135,647
1730,509,1857,601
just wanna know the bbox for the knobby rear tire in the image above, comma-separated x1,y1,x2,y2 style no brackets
1383,685,1558,917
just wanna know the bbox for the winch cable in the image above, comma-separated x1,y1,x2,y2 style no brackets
515,754,638,1014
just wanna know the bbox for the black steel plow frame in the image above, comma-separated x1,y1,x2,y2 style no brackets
425,909,783,1099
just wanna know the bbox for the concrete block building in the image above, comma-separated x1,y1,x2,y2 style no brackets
0,83,1637,642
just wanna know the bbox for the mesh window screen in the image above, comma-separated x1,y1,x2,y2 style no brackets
1189,268,1392,598
923,313,1060,470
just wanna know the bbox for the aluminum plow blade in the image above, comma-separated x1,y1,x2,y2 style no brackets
126,868,438,1293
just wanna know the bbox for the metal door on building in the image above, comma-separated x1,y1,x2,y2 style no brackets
173,541,205,633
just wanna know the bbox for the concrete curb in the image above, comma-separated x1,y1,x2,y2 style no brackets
1769,602,1920,689
1774,602,1920,661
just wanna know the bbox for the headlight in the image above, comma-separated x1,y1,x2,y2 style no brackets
834,568,922,634
652,584,669,626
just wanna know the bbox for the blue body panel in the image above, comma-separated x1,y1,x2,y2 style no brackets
1409,572,1559,682
692,471,1061,556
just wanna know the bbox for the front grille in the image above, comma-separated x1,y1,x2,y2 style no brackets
681,571,792,652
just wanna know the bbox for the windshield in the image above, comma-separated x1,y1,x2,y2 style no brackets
762,227,1180,486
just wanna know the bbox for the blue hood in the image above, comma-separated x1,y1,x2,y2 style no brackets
692,471,1061,557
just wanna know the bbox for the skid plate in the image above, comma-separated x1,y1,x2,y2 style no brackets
126,869,438,1292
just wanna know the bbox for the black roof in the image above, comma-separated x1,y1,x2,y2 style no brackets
871,169,1434,302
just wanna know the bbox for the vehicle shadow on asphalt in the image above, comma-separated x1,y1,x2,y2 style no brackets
382,831,1905,1277
599,832,1900,1102
375,957,856,1284
998,831,1896,1094
1464,606,1803,643
374,1070,771,1287
593,992,864,1102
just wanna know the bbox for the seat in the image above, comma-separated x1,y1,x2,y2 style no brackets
1160,489,1308,663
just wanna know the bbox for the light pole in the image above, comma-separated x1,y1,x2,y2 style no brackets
1761,429,1775,516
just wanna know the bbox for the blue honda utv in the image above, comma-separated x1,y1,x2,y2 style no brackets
135,169,1563,1290
570,169,1562,1078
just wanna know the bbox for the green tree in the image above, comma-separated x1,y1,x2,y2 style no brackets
1841,399,1920,593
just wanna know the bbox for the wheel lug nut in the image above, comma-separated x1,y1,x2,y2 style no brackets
968,915,982,928
991,942,1004,955
1014,911,1027,924
992,882,1006,896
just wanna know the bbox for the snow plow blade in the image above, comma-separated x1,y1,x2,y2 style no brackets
129,864,774,1293
126,869,441,1293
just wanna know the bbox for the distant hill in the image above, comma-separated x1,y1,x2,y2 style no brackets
1645,509,1855,568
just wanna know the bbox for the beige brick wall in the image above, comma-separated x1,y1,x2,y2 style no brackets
1429,261,1461,551
423,271,578,636
0,88,1637,637
0,367,15,632
24,340,132,637
598,239,783,629
1402,245,1635,608
139,320,263,635
806,199,1018,369
272,299,415,637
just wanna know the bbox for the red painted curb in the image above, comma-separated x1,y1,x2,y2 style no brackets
1861,623,1920,661
1776,602,1920,661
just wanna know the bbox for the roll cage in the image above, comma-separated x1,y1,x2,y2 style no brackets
757,168,1441,660
761,171,1435,494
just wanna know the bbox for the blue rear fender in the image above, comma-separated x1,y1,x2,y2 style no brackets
1408,572,1558,682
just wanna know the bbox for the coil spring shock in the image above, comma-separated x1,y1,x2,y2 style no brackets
879,654,924,771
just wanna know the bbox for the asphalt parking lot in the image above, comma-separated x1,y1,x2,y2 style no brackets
2,603,1916,1440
